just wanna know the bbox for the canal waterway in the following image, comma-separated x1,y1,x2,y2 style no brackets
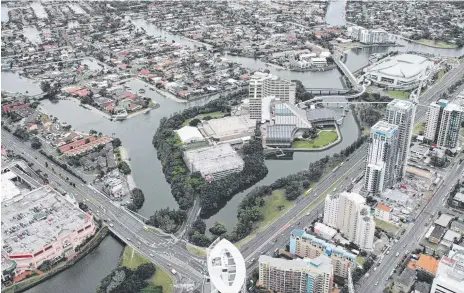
3,1,463,291
24,236,124,293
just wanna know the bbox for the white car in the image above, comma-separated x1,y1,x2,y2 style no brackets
109,223,114,227
149,253,154,257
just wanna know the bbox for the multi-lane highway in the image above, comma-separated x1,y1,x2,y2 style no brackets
241,63,464,278
357,160,464,293
2,59,463,292
1,131,204,292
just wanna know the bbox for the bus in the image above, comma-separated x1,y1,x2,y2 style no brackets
304,188,313,196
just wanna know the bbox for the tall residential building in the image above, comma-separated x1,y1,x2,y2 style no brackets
323,192,376,250
206,238,246,293
355,212,376,251
437,103,464,149
385,99,414,179
248,72,296,121
259,255,333,293
364,121,399,195
430,249,464,293
424,99,449,143
290,229,356,279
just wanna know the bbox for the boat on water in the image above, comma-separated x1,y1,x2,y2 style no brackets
112,109,128,121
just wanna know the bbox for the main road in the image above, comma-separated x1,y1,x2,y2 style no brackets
2,59,463,292
1,131,205,292
241,62,464,276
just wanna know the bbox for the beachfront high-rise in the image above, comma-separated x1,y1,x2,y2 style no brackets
258,255,333,293
424,99,449,143
323,192,376,250
384,99,414,180
364,121,399,195
437,103,464,149
248,72,296,121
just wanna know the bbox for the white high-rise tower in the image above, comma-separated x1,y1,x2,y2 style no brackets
384,99,414,180
248,72,296,121
323,192,375,250
364,121,399,195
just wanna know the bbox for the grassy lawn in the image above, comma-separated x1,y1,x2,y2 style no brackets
186,243,207,257
357,256,366,266
374,219,399,234
182,111,225,126
259,190,295,227
417,39,458,49
438,70,445,80
236,157,365,249
362,126,371,136
413,122,425,135
386,90,409,100
236,190,295,249
292,131,338,149
122,247,174,293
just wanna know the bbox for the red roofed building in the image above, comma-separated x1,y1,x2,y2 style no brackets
122,92,137,100
67,88,89,97
139,69,150,76
59,136,96,153
2,103,30,113
375,203,391,222
63,136,112,156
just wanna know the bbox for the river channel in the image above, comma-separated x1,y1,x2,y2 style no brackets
2,1,462,291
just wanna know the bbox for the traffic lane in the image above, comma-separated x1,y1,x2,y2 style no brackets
3,134,205,279
242,152,366,260
359,162,464,293
241,148,367,256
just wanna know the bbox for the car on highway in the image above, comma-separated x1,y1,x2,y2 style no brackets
149,253,154,257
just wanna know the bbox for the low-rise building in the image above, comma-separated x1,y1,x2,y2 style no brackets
375,203,391,222
183,144,244,181
435,214,454,228
313,223,337,240
393,268,416,293
429,225,447,244
415,254,440,276
202,115,256,142
175,125,207,149
1,184,96,275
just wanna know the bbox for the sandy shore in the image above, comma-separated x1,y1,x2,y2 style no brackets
118,146,137,190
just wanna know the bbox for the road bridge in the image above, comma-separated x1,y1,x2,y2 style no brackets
334,55,361,91
1,132,205,292
304,88,351,96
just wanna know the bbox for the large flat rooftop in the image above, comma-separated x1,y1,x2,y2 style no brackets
202,115,256,139
2,185,90,255
184,144,244,178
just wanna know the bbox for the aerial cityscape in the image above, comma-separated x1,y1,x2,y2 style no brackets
1,1,464,293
